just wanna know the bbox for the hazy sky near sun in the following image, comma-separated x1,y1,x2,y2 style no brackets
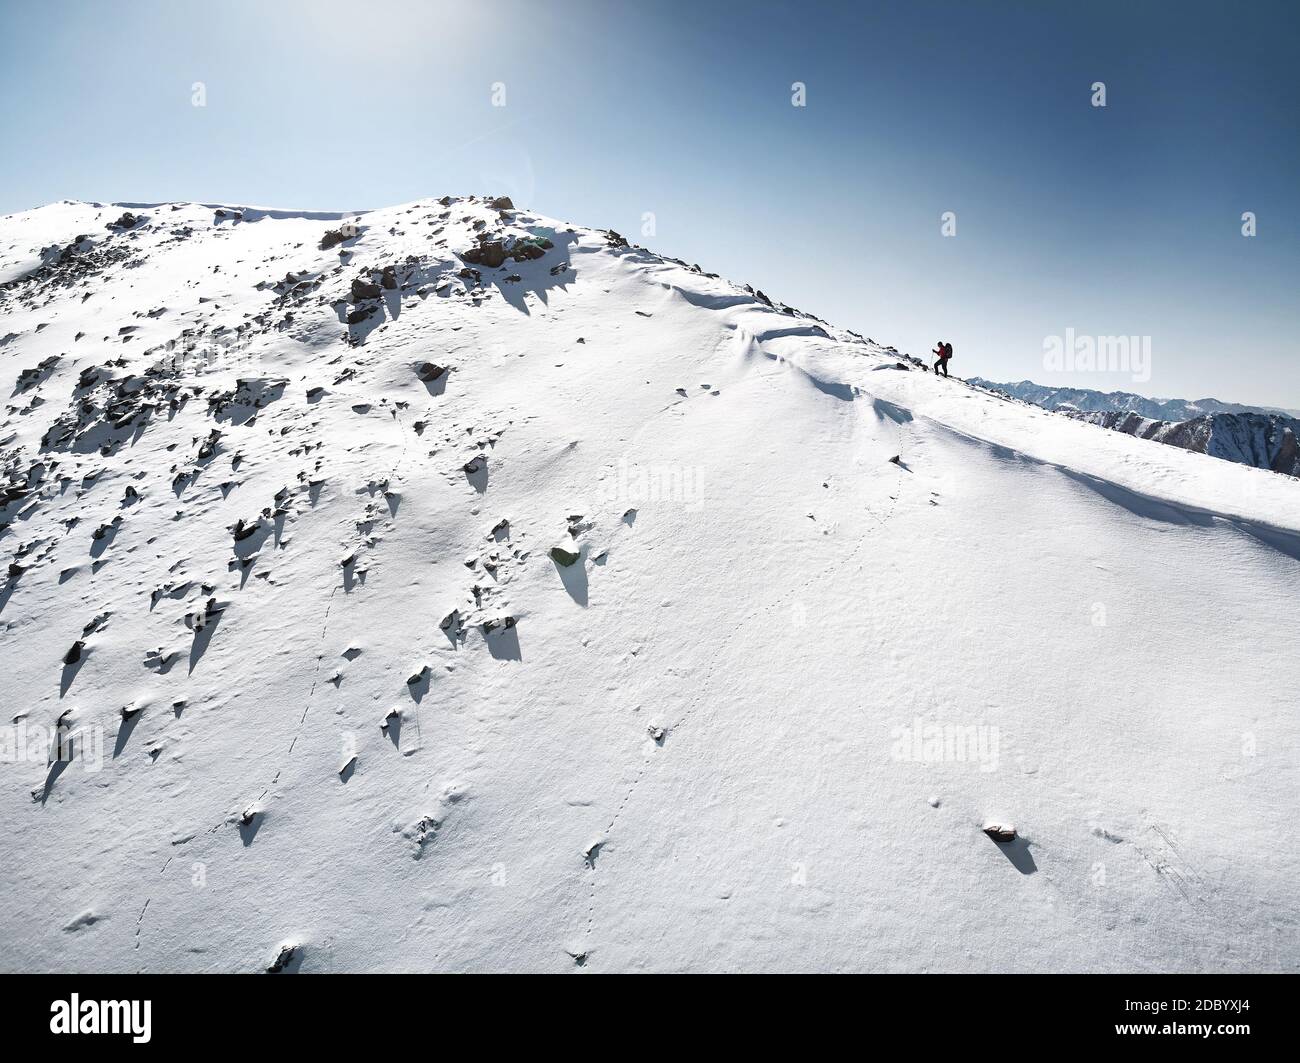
2,0,1297,408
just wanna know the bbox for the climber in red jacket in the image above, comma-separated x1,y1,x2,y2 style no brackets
932,340,952,378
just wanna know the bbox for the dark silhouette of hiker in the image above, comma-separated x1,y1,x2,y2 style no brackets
932,340,952,377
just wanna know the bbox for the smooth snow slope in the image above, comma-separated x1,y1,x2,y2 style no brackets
1,198,1297,973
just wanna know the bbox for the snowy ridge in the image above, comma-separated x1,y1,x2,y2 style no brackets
1,197,1297,972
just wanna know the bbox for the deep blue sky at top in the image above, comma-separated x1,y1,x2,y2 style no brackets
1,0,1297,407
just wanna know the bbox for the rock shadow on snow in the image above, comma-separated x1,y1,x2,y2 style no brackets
60,655,86,698
238,811,265,846
990,835,1037,875
484,625,522,661
463,456,488,494
553,551,589,607
406,666,431,704
112,711,142,759
188,608,224,674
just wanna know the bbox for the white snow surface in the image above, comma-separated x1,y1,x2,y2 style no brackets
1,197,1297,973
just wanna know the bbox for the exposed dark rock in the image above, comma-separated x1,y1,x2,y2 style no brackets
462,240,505,268
549,545,580,567
509,236,552,261
351,277,382,301
16,355,60,392
231,518,259,542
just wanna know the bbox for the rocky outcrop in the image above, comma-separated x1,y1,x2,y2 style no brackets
460,234,553,269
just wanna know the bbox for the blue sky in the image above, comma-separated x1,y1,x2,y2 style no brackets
2,0,1297,408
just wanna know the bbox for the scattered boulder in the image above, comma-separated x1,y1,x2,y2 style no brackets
231,518,261,543
983,823,1017,843
462,240,506,268
549,544,580,567
416,362,446,383
350,277,382,301
266,944,298,973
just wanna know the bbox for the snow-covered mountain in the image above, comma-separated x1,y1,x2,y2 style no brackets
967,377,1294,421
2,198,1298,973
1062,409,1300,478
968,378,1300,478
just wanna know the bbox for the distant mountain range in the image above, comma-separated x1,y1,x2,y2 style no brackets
969,379,1300,477
965,378,1298,421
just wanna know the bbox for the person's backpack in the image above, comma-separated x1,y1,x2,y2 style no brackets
943,342,953,359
